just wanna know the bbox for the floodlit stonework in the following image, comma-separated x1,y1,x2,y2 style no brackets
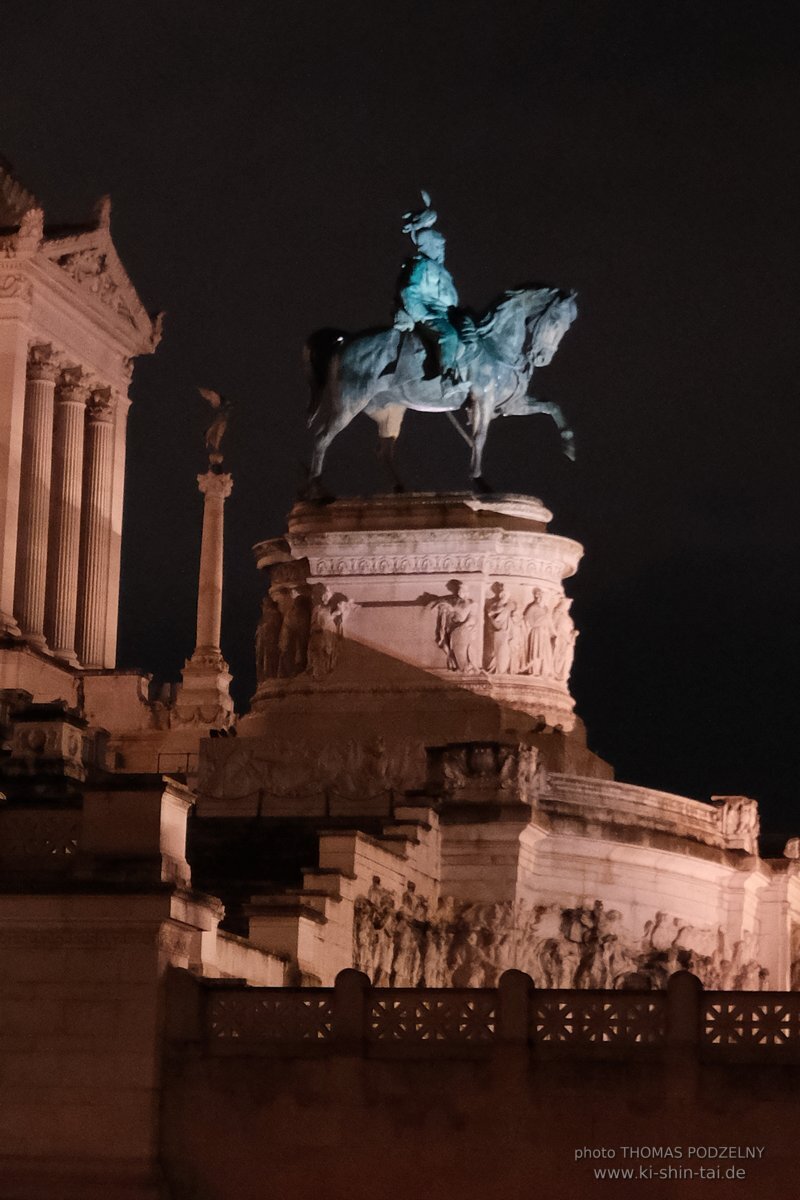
1,162,799,1197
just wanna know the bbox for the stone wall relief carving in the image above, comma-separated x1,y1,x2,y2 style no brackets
483,582,516,673
307,545,570,581
551,596,578,681
255,575,356,684
426,742,543,805
275,585,311,678
307,584,357,680
351,892,768,991
712,795,760,855
54,248,138,327
255,594,283,682
479,582,577,682
199,736,426,803
426,580,479,672
522,587,554,675
791,924,800,991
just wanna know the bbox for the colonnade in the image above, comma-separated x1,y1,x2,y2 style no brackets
13,343,124,668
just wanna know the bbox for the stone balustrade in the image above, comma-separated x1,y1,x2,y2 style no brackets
195,968,800,1062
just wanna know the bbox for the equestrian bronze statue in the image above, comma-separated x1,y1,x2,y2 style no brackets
305,192,577,492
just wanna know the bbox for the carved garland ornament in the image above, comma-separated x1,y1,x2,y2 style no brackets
310,554,565,579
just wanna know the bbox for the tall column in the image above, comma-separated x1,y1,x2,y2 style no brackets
45,368,87,666
194,469,233,657
76,388,115,667
103,390,131,668
0,278,31,636
14,345,58,648
175,468,234,728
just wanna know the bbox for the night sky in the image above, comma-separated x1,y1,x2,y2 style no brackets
5,3,799,837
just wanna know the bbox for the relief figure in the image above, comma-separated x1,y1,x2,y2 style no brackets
255,594,282,681
484,582,515,673
428,580,479,672
551,596,578,682
523,588,554,676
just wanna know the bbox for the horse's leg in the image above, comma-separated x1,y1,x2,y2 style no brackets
469,389,494,492
307,400,365,495
369,404,407,492
526,398,576,460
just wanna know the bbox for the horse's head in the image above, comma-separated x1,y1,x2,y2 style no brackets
527,288,578,367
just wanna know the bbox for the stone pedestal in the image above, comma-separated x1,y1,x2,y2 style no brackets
245,493,585,759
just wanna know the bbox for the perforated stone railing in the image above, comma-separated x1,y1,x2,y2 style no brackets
195,970,800,1061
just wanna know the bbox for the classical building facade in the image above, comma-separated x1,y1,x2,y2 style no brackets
1,162,799,1198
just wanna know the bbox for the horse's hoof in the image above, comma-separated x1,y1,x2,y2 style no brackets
392,482,406,495
472,475,493,495
299,477,336,504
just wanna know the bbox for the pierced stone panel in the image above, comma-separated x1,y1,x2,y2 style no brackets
531,993,665,1046
703,995,800,1050
369,992,496,1043
207,991,333,1041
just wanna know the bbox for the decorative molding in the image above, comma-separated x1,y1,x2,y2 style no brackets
197,470,233,500
27,343,60,383
86,387,115,423
308,552,567,580
55,366,89,406
0,271,32,302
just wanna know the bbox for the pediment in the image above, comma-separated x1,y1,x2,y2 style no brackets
42,219,159,347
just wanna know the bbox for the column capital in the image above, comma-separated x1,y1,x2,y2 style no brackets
27,343,60,383
197,470,233,500
56,367,89,406
86,387,115,424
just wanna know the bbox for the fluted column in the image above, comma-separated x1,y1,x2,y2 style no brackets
193,468,233,660
76,388,115,667
45,368,87,665
14,345,58,647
175,467,234,728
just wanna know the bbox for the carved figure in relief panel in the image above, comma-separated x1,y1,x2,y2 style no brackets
255,594,282,681
484,582,516,673
276,586,311,678
427,580,479,672
714,796,760,855
551,596,578,681
523,588,555,676
306,585,356,680
791,925,800,990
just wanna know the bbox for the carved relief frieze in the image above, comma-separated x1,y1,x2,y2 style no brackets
199,737,426,803
353,891,768,991
477,583,578,681
54,247,139,327
308,552,565,579
426,742,543,804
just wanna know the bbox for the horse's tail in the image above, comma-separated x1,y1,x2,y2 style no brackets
304,328,348,427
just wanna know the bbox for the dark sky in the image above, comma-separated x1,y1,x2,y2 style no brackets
5,2,799,837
